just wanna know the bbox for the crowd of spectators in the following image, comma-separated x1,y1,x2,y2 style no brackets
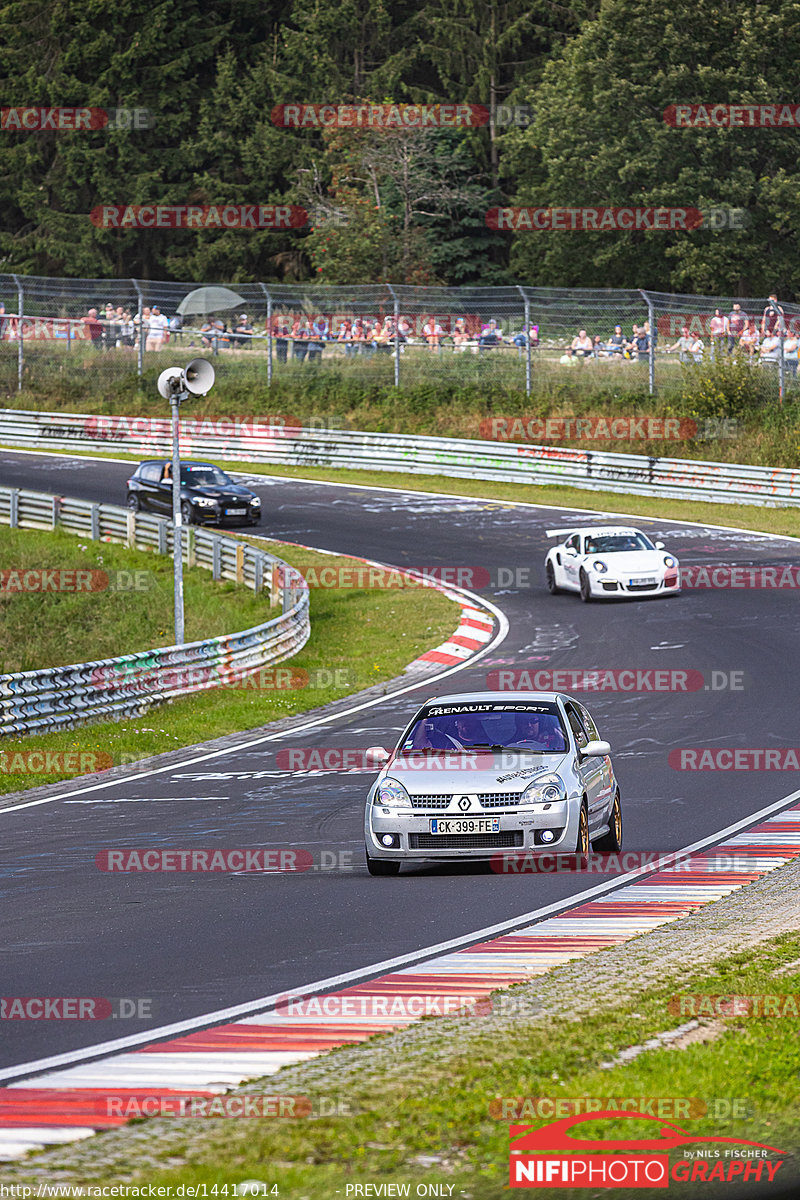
2,296,798,378
559,321,655,362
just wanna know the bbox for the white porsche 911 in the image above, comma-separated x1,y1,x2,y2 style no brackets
544,525,680,602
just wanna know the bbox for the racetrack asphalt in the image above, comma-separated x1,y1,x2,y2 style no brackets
1,449,799,1075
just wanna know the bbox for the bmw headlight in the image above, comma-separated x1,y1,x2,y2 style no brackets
663,555,676,568
250,496,261,506
195,497,217,507
519,773,567,806
374,777,411,808
591,560,607,573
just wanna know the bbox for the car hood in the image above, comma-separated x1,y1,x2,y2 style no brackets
182,484,253,499
585,550,671,574
382,751,569,792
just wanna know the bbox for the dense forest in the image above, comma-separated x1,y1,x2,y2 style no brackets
2,0,800,294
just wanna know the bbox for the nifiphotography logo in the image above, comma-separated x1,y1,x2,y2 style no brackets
508,1111,786,1188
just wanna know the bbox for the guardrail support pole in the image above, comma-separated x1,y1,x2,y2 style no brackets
132,280,144,378
387,284,400,387
9,489,19,527
260,284,273,386
518,286,532,396
212,536,221,581
90,504,100,540
640,289,656,394
13,276,24,392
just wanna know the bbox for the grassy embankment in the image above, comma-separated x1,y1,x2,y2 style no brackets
0,525,456,795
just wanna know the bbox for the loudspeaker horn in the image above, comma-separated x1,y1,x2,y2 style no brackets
184,358,215,396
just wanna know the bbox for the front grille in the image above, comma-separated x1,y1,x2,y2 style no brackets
601,581,619,591
409,831,523,850
409,794,452,809
476,792,522,808
627,582,658,592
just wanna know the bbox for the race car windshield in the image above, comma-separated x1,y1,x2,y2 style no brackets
584,533,654,554
179,466,231,486
399,707,568,754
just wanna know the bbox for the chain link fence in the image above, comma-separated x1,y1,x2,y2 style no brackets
1,275,798,401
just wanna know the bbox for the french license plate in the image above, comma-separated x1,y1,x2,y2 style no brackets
226,507,247,515
629,576,656,586
429,817,500,835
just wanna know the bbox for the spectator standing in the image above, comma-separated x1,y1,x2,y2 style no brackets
83,307,104,348
761,293,786,339
273,317,290,363
709,309,725,358
782,328,799,379
146,306,168,351
725,303,746,352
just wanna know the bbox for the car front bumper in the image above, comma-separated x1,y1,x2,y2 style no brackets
365,801,578,862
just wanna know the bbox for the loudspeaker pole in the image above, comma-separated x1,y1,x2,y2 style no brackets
171,387,187,646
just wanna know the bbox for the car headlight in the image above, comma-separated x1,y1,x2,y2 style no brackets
250,497,261,506
663,555,676,568
374,777,411,808
519,773,567,806
591,560,607,573
195,497,217,507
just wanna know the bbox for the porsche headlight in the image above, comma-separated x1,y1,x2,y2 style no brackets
374,777,411,808
591,560,607,573
663,555,676,568
519,773,567,806
250,496,261,506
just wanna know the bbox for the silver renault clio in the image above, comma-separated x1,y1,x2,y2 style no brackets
364,691,621,875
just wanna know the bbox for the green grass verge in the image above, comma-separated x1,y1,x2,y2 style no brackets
58,930,800,1197
0,531,457,795
2,345,799,466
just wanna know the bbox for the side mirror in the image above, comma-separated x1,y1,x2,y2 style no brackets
366,746,390,767
582,739,611,757
655,541,665,549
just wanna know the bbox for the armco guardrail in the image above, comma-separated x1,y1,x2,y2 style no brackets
1,407,799,508
0,487,310,736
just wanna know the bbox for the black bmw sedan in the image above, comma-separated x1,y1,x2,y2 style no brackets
126,460,262,526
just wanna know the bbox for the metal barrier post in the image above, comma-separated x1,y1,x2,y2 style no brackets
132,279,144,377
260,283,273,385
387,284,400,387
518,286,531,396
12,276,23,392
640,289,656,394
